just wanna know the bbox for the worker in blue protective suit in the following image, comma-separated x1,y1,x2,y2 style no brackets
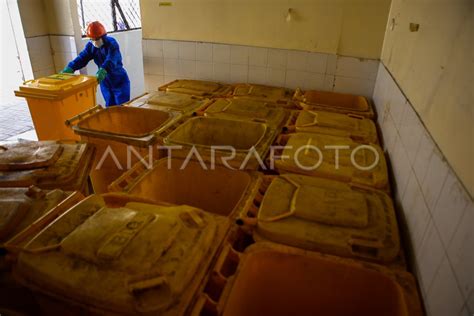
61,21,130,107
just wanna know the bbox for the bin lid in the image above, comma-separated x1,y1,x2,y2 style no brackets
0,187,69,243
15,194,224,314
128,91,209,114
294,110,378,143
159,80,231,97
233,84,294,104
203,98,287,128
0,142,63,171
302,90,369,111
255,174,399,262
277,133,388,189
0,141,94,190
15,74,97,100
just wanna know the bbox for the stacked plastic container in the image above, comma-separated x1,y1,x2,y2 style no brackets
2,78,424,315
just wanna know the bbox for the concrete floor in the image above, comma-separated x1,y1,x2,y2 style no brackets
0,97,37,141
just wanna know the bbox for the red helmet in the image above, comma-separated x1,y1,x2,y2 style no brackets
86,21,106,39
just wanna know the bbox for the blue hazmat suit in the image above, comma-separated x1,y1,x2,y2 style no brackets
68,35,130,107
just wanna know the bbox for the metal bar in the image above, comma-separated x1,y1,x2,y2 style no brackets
80,0,86,31
114,0,130,29
111,0,118,31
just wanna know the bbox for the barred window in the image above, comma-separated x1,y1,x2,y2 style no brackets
77,0,141,36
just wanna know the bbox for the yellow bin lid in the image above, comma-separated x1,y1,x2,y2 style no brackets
203,98,288,129
127,91,210,114
0,186,71,243
248,173,400,262
0,141,95,191
12,194,228,315
14,74,97,100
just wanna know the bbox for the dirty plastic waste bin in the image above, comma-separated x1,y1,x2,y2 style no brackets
273,133,389,191
232,83,297,108
14,74,97,140
67,105,184,193
0,187,82,247
0,140,95,194
8,193,229,316
164,116,278,170
192,243,423,316
293,88,375,119
284,110,379,144
237,173,400,263
127,91,210,114
159,79,232,97
109,158,261,218
198,98,288,129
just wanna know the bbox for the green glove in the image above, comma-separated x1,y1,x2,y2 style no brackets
96,68,107,83
61,66,74,74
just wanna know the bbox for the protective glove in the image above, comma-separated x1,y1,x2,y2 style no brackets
61,66,74,74
96,68,107,83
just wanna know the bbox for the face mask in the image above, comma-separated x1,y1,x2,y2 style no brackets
92,38,103,48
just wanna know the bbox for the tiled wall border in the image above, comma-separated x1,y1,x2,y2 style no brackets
25,35,55,79
49,35,77,73
142,39,379,97
25,35,76,78
373,63,473,316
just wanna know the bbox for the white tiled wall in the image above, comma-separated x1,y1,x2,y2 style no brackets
142,39,378,97
49,35,77,73
26,36,55,79
373,64,473,316
25,35,77,78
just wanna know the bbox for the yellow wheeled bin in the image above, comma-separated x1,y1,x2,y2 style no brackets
164,116,279,170
293,88,375,119
67,106,184,193
237,173,400,264
198,98,288,129
273,133,389,191
159,79,232,97
192,243,423,316
0,140,95,194
7,193,229,316
14,74,97,140
284,110,379,144
126,91,210,114
109,157,261,218
232,83,297,108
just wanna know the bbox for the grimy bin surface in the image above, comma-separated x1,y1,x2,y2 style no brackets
159,79,232,97
164,116,278,170
109,158,261,218
232,83,297,108
14,74,97,140
9,193,229,316
0,187,75,245
127,91,210,114
286,110,379,144
0,140,95,194
200,98,288,129
68,106,183,193
238,173,400,263
274,132,389,191
193,243,423,316
294,88,375,119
